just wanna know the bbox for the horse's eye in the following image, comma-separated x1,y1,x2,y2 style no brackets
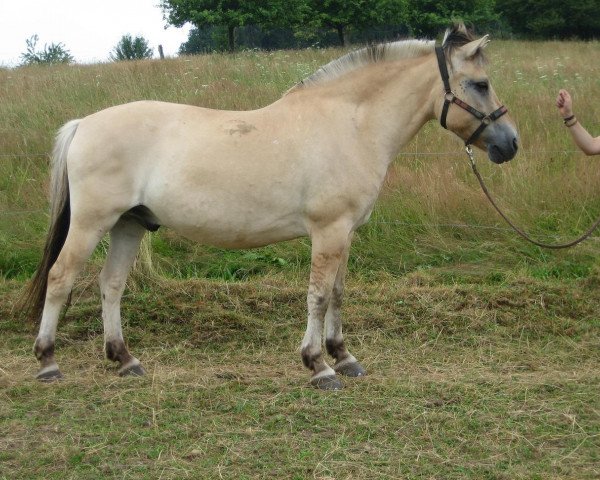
475,81,489,93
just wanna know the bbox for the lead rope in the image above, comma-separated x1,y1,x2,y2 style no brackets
466,145,600,249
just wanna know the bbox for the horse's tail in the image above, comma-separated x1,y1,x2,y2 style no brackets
22,119,80,322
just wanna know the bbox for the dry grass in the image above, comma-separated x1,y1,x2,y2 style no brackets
1,273,599,479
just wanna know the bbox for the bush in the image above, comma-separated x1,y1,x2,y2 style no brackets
20,35,74,66
110,34,153,61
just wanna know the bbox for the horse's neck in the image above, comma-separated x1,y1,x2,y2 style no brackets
355,55,439,162
279,54,438,171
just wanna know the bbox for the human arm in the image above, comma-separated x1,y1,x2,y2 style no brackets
556,89,600,156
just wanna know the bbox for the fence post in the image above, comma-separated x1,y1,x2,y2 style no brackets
158,45,164,59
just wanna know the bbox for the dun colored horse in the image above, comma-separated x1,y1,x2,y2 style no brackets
25,24,518,389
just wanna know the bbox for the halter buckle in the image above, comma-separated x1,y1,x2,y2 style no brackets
465,145,475,167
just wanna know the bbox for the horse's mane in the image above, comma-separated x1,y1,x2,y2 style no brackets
287,23,481,94
441,23,483,61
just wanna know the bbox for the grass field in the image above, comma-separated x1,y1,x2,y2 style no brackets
1,38,599,478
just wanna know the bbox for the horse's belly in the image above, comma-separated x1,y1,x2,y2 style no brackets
178,226,306,249
153,204,307,249
170,222,306,249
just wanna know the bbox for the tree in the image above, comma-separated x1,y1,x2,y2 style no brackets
179,26,222,54
20,35,74,66
307,0,408,46
496,0,600,39
110,35,154,61
161,0,303,52
406,0,499,37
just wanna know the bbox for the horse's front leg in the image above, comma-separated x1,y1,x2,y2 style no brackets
301,224,351,390
324,235,367,378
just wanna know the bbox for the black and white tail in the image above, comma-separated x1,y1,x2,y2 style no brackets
22,119,80,321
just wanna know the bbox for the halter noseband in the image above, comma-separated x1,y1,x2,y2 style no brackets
435,46,508,146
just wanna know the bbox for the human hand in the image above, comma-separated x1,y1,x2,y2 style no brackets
556,89,573,118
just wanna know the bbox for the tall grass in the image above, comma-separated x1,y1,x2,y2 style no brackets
1,41,599,281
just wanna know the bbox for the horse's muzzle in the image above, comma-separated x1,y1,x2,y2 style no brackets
487,135,518,164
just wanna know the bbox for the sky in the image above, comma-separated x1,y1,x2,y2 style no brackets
0,0,192,67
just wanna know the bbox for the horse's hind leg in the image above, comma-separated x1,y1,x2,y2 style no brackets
324,236,367,378
99,218,146,376
34,224,108,381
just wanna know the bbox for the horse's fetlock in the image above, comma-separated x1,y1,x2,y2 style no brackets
105,339,130,364
302,346,333,375
325,338,346,360
33,338,55,362
301,346,322,371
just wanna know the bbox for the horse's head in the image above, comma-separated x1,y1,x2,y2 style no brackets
435,25,518,164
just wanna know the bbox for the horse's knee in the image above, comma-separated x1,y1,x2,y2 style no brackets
46,257,84,304
328,286,344,312
99,274,125,301
307,293,330,318
46,263,70,299
313,293,329,309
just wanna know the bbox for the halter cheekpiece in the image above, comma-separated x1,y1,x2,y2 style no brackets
435,46,508,146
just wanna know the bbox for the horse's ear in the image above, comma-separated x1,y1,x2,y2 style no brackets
460,35,490,60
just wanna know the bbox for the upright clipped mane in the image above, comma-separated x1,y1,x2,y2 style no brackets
442,23,486,62
287,38,434,93
287,23,482,94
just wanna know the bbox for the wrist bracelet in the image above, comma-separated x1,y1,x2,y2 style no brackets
565,118,578,128
563,114,575,124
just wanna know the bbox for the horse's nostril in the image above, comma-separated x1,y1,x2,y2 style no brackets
512,137,519,152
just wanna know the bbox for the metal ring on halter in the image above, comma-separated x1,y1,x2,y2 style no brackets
444,92,455,103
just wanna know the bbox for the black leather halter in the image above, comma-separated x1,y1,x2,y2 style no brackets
435,46,508,146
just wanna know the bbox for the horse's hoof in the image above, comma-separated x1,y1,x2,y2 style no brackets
36,368,63,382
311,374,344,390
119,363,146,377
335,361,367,377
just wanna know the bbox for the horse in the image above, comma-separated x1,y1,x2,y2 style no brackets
24,24,518,390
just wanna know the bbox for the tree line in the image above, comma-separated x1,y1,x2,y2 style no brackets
162,0,599,53
18,0,598,66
